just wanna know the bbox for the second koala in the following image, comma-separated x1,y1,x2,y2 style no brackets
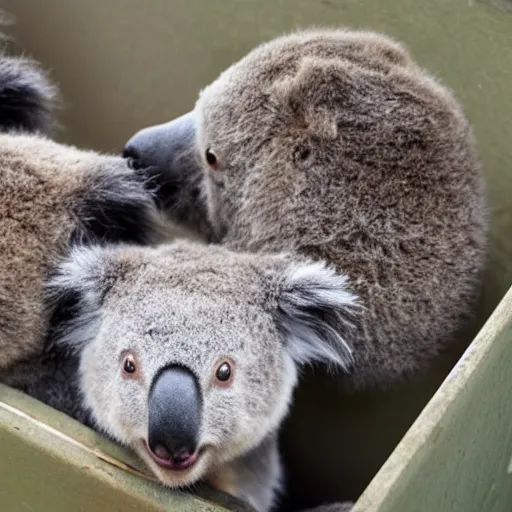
44,240,358,512
118,28,488,506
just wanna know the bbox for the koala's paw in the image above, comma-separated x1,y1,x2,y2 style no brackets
0,54,59,134
300,502,355,512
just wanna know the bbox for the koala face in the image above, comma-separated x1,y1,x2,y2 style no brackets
47,241,358,487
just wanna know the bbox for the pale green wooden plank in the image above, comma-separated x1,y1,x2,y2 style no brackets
0,385,253,512
355,286,512,511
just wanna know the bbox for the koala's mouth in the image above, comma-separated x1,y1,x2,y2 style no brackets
145,442,205,471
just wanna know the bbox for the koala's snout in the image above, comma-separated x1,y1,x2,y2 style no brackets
123,111,196,174
147,365,203,470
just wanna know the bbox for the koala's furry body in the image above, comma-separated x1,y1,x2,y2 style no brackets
127,28,488,390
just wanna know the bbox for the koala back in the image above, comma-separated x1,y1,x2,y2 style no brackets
195,29,489,389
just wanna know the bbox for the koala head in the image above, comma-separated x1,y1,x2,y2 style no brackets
46,241,358,487
124,28,470,250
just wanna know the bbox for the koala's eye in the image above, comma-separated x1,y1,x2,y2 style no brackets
215,361,232,383
205,148,219,169
212,358,235,387
123,354,137,375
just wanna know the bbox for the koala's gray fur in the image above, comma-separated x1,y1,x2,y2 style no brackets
126,28,488,390
0,53,58,133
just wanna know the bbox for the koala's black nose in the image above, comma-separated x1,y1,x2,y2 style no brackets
122,145,143,170
147,365,202,470
123,111,196,173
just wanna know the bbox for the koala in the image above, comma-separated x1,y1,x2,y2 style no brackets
0,42,164,386
124,28,488,390
43,240,359,512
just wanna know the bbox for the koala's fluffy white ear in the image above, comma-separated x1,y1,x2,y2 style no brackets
273,260,359,371
45,245,115,353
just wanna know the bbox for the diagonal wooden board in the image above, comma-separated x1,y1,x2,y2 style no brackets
355,285,512,512
0,383,254,512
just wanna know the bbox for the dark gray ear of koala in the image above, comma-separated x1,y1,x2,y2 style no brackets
0,54,60,134
44,245,116,354
273,260,359,371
